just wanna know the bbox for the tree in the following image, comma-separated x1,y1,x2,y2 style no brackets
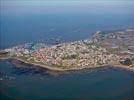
120,58,132,66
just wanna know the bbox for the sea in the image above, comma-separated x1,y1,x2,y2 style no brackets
0,1,134,100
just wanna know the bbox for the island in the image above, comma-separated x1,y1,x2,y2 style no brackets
0,29,134,71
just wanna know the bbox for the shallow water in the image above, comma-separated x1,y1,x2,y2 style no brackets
0,60,134,100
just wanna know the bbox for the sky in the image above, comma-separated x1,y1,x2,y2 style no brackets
1,0,134,16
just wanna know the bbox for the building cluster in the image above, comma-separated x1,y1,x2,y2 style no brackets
31,40,126,68
1,29,133,70
2,29,133,69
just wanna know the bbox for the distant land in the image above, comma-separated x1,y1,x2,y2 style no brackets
0,28,134,71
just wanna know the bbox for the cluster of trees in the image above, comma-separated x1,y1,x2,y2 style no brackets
120,58,132,66
62,53,78,60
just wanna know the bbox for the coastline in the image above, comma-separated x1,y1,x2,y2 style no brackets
8,57,134,72
0,28,134,72
111,64,134,72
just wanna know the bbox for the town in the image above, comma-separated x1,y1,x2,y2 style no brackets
0,29,134,71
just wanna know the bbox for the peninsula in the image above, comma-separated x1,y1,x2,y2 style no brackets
0,29,134,71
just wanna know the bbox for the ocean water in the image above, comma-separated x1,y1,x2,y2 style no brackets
1,1,134,48
1,13,134,49
0,1,134,100
0,60,134,100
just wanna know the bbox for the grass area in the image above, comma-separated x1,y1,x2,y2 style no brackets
107,48,119,53
51,64,68,69
0,52,10,58
17,56,29,61
0,54,10,58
